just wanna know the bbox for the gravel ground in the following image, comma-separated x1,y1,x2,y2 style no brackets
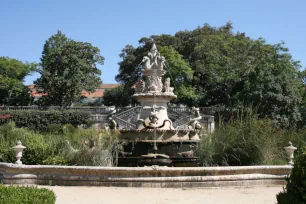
42,185,284,204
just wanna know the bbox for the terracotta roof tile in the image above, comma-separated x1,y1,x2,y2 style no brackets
100,84,120,89
27,84,119,98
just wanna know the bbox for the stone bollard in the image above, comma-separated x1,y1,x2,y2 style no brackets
284,141,297,165
12,140,26,165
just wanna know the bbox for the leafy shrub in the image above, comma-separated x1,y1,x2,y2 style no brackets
0,122,64,164
198,111,306,166
43,155,69,165
0,185,56,204
0,110,91,131
277,146,306,204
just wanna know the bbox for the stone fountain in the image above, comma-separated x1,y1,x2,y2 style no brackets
117,44,206,167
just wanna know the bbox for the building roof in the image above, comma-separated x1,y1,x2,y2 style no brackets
100,84,120,89
28,84,120,98
81,90,104,98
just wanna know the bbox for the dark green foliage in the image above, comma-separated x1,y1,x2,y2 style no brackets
0,57,36,106
35,30,104,106
116,22,303,127
277,147,306,204
0,185,56,204
103,85,135,107
0,110,91,131
43,155,69,165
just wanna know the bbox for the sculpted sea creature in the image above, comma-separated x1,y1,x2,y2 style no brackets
142,56,152,70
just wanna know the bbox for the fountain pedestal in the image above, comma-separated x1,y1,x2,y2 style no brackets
117,44,202,167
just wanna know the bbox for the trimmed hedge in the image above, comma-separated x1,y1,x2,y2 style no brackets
0,185,56,204
0,110,91,131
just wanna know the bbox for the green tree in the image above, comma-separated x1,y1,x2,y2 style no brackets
35,31,104,106
115,23,303,127
103,85,134,107
192,34,302,127
0,57,35,105
159,46,197,106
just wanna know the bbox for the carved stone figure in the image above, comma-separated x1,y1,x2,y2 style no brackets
142,56,152,70
142,43,165,70
148,113,159,125
148,43,158,69
156,53,166,70
146,76,162,92
108,117,118,130
135,80,145,93
188,107,202,130
137,105,173,129
163,77,174,93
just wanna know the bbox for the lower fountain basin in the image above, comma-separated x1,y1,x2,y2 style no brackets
0,163,292,188
138,154,172,166
118,140,200,167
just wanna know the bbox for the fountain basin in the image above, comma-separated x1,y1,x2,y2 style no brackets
0,163,291,188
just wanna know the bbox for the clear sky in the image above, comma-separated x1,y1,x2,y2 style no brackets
1,0,305,85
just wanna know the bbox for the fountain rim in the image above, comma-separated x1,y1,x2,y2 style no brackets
119,129,201,133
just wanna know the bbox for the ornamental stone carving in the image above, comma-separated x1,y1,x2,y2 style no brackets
142,43,166,70
135,80,145,93
163,77,174,93
188,107,202,130
146,76,163,92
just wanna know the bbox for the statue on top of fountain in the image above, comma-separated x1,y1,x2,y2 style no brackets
135,44,174,94
142,43,166,70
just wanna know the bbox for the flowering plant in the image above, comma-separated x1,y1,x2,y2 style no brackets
0,114,12,119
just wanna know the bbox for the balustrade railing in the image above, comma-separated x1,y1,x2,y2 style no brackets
90,114,108,122
168,106,215,115
173,116,190,128
112,116,136,129
0,106,115,114
113,106,141,118
1,106,214,130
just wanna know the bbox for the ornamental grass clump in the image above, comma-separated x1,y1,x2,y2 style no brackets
61,126,119,166
198,109,306,166
0,185,56,204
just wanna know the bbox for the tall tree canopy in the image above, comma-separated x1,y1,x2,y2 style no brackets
0,57,35,105
35,31,104,106
115,23,303,127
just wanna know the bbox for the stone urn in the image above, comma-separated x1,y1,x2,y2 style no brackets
12,140,26,165
284,141,297,165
